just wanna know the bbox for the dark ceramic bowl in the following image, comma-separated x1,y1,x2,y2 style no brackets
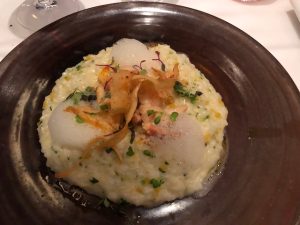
0,2,300,225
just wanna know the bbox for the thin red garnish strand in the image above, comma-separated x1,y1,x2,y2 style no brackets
152,51,166,71
96,59,118,72
132,60,146,72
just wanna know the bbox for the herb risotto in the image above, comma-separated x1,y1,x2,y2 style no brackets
38,39,228,207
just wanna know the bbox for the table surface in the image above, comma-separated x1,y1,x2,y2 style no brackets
1,0,299,91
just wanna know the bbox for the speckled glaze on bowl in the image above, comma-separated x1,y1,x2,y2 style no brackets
0,2,300,225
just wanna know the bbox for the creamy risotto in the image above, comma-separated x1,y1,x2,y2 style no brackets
38,39,228,207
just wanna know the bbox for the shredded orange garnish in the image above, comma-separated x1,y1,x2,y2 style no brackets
55,64,180,178
64,106,112,131
55,83,141,178
83,82,141,159
98,66,111,84
96,86,105,103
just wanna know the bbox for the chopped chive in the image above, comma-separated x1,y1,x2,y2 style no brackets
150,178,164,188
126,146,135,157
154,116,161,125
147,109,156,116
71,92,83,105
143,150,155,158
89,177,99,184
140,69,147,75
169,112,178,122
67,88,97,103
164,161,169,165
75,115,84,123
81,87,97,101
173,81,201,103
100,104,110,112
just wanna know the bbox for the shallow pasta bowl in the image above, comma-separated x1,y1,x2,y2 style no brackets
0,2,300,225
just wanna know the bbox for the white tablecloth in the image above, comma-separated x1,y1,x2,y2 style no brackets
1,0,299,91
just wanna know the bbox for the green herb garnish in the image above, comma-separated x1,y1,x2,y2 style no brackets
140,69,147,75
150,178,164,188
69,92,83,104
143,150,155,158
154,116,161,125
81,87,97,101
75,115,84,123
84,86,94,93
66,87,97,104
89,177,99,184
169,112,178,122
100,104,110,112
126,146,135,157
173,81,202,103
147,109,156,116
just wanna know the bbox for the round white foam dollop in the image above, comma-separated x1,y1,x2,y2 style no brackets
48,101,101,150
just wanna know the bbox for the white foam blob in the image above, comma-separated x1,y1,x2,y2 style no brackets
152,114,205,169
48,101,101,150
111,38,160,70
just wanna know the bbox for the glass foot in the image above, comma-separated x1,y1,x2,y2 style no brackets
16,0,83,32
